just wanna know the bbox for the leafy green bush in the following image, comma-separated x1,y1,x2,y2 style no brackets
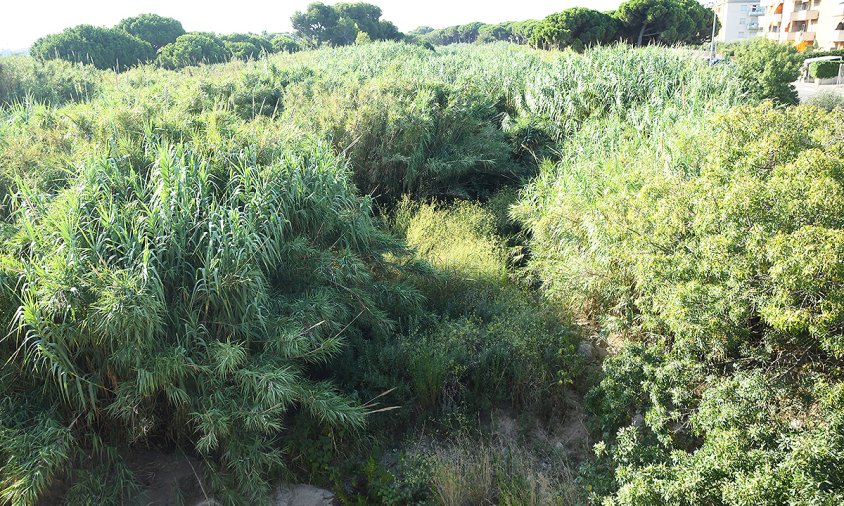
0,56,100,106
284,65,515,201
182,64,315,120
220,33,273,59
353,200,580,417
732,37,801,104
429,436,581,505
117,13,185,50
158,33,228,69
0,129,421,504
518,103,844,503
521,44,746,140
30,24,155,70
271,35,301,53
808,90,844,111
802,49,844,60
809,60,842,79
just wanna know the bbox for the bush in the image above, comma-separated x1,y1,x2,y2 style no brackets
429,436,581,505
518,103,844,503
809,60,842,79
0,56,100,106
117,13,185,50
521,44,746,140
158,33,228,69
352,200,580,417
271,35,301,53
808,90,844,111
732,37,801,104
220,33,273,59
802,49,844,60
0,129,421,504
30,24,155,70
285,66,515,202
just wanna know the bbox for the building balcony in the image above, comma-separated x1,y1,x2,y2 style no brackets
790,9,819,22
748,8,765,16
786,31,815,42
747,22,763,31
761,14,782,25
834,31,844,43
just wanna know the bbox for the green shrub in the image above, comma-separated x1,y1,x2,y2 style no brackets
30,24,155,70
808,90,844,111
287,73,515,201
0,40,765,504
117,13,185,50
732,37,801,104
809,60,842,79
521,44,746,140
271,35,301,53
220,33,273,59
181,64,315,119
518,103,844,503
0,56,100,106
353,200,580,417
802,49,844,60
158,33,228,69
0,131,421,504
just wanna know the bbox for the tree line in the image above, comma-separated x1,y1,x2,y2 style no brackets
30,14,303,71
29,0,717,72
422,0,717,50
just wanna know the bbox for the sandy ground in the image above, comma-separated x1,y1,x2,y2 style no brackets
795,80,844,102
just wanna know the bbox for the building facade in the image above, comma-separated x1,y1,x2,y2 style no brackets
716,0,844,50
715,0,764,43
760,0,844,50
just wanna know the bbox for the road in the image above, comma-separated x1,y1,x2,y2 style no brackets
794,80,844,103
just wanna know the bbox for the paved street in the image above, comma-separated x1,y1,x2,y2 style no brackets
795,80,844,103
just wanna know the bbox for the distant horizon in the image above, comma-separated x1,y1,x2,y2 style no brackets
1,0,635,51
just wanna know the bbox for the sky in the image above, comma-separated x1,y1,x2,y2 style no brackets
0,0,626,50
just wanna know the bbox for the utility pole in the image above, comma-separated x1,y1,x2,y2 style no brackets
710,1,718,63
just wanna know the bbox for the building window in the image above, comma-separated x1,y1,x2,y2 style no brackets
740,18,746,25
741,4,748,12
738,32,746,38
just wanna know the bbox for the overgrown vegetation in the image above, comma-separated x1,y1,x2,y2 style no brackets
0,15,836,506
517,103,844,504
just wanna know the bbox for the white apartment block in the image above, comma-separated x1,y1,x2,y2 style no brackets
715,0,765,42
715,0,844,50
760,0,844,50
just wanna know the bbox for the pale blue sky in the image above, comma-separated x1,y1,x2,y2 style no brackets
1,0,628,49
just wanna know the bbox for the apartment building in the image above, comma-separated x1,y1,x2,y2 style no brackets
760,0,844,50
715,0,765,42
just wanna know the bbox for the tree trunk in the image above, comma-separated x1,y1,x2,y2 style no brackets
637,23,648,46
